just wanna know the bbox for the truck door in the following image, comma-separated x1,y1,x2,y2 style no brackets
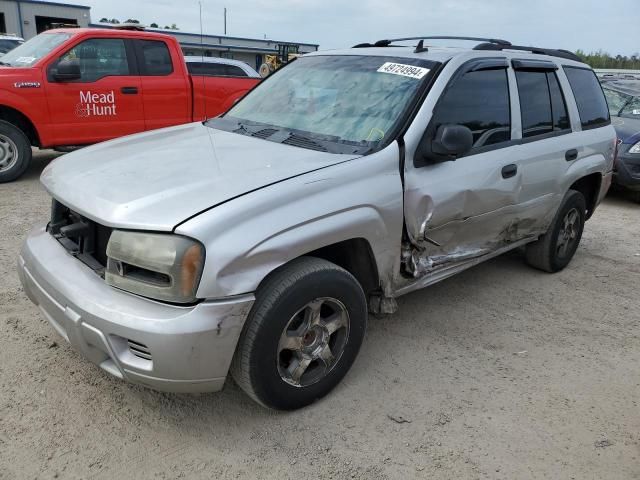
44,37,144,145
403,59,525,275
134,39,191,130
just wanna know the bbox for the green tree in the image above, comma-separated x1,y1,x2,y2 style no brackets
150,22,159,28
575,49,640,69
125,19,140,24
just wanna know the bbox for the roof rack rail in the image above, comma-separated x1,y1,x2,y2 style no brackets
473,42,581,62
353,36,511,49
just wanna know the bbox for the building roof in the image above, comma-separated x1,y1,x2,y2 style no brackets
89,23,319,49
13,0,90,9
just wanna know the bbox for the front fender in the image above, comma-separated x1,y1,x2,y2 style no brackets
176,145,404,299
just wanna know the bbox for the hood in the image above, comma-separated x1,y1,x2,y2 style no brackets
42,122,359,230
612,116,640,145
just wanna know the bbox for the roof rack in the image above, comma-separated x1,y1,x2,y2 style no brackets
352,36,581,62
353,36,511,49
473,42,581,62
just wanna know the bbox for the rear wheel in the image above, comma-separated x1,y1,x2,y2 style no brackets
231,257,367,410
0,120,32,183
525,189,586,272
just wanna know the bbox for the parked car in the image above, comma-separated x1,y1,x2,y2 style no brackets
18,36,616,410
0,27,260,183
0,34,24,55
184,56,260,78
601,80,640,201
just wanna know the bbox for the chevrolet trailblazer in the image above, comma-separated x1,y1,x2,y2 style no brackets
18,36,616,410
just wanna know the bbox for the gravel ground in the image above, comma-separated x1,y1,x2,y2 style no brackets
1,151,639,480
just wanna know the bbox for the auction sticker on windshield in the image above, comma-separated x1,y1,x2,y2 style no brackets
377,62,430,80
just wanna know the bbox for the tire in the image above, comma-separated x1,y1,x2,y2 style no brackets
0,120,32,183
525,189,587,273
230,257,367,410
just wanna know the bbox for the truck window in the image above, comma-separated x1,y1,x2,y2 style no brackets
225,65,247,77
516,71,570,138
57,38,130,82
137,40,173,76
187,62,248,77
563,67,610,129
431,68,511,150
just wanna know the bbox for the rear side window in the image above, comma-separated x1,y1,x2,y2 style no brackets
225,65,247,77
187,62,248,77
563,67,610,129
431,68,511,150
137,40,173,76
516,70,570,138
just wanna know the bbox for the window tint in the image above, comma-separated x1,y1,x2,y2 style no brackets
431,68,511,149
187,62,226,76
548,72,570,130
564,67,610,129
187,62,248,77
138,40,173,76
225,65,247,77
516,70,570,138
516,71,552,138
59,38,129,82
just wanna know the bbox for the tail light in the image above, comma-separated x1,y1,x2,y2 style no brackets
613,137,621,170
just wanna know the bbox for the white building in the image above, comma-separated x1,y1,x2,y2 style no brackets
0,0,319,71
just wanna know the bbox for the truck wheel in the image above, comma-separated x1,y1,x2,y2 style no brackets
0,120,32,183
525,189,587,273
231,257,367,410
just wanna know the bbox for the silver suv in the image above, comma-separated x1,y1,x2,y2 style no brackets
18,36,616,410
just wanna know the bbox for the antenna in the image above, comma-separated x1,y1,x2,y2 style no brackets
199,1,207,120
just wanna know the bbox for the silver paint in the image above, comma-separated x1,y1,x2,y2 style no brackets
20,46,616,392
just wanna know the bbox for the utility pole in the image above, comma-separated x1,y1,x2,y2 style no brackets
224,7,227,35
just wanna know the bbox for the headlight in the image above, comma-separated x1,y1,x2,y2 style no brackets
629,141,640,154
105,231,205,304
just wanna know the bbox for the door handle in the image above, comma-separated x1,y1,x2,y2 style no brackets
120,86,138,95
565,149,578,161
501,164,518,179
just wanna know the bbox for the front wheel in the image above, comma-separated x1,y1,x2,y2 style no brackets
0,120,32,183
231,257,367,410
525,189,587,272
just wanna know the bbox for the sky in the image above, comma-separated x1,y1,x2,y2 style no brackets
64,0,638,56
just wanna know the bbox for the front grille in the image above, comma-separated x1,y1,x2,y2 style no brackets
127,339,152,361
48,199,112,274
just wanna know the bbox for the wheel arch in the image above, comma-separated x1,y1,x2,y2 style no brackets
569,172,601,219
0,105,41,147
263,238,381,297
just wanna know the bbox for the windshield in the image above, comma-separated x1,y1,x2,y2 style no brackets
0,39,23,55
0,33,71,67
209,55,438,154
603,85,640,119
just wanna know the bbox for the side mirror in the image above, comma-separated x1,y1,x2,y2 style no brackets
415,124,474,166
54,59,81,82
432,124,473,157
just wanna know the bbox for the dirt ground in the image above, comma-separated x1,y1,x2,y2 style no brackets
1,151,639,480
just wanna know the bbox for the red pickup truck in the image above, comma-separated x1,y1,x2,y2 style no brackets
0,27,260,182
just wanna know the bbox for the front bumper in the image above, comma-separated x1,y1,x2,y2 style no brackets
18,225,254,393
613,152,640,190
